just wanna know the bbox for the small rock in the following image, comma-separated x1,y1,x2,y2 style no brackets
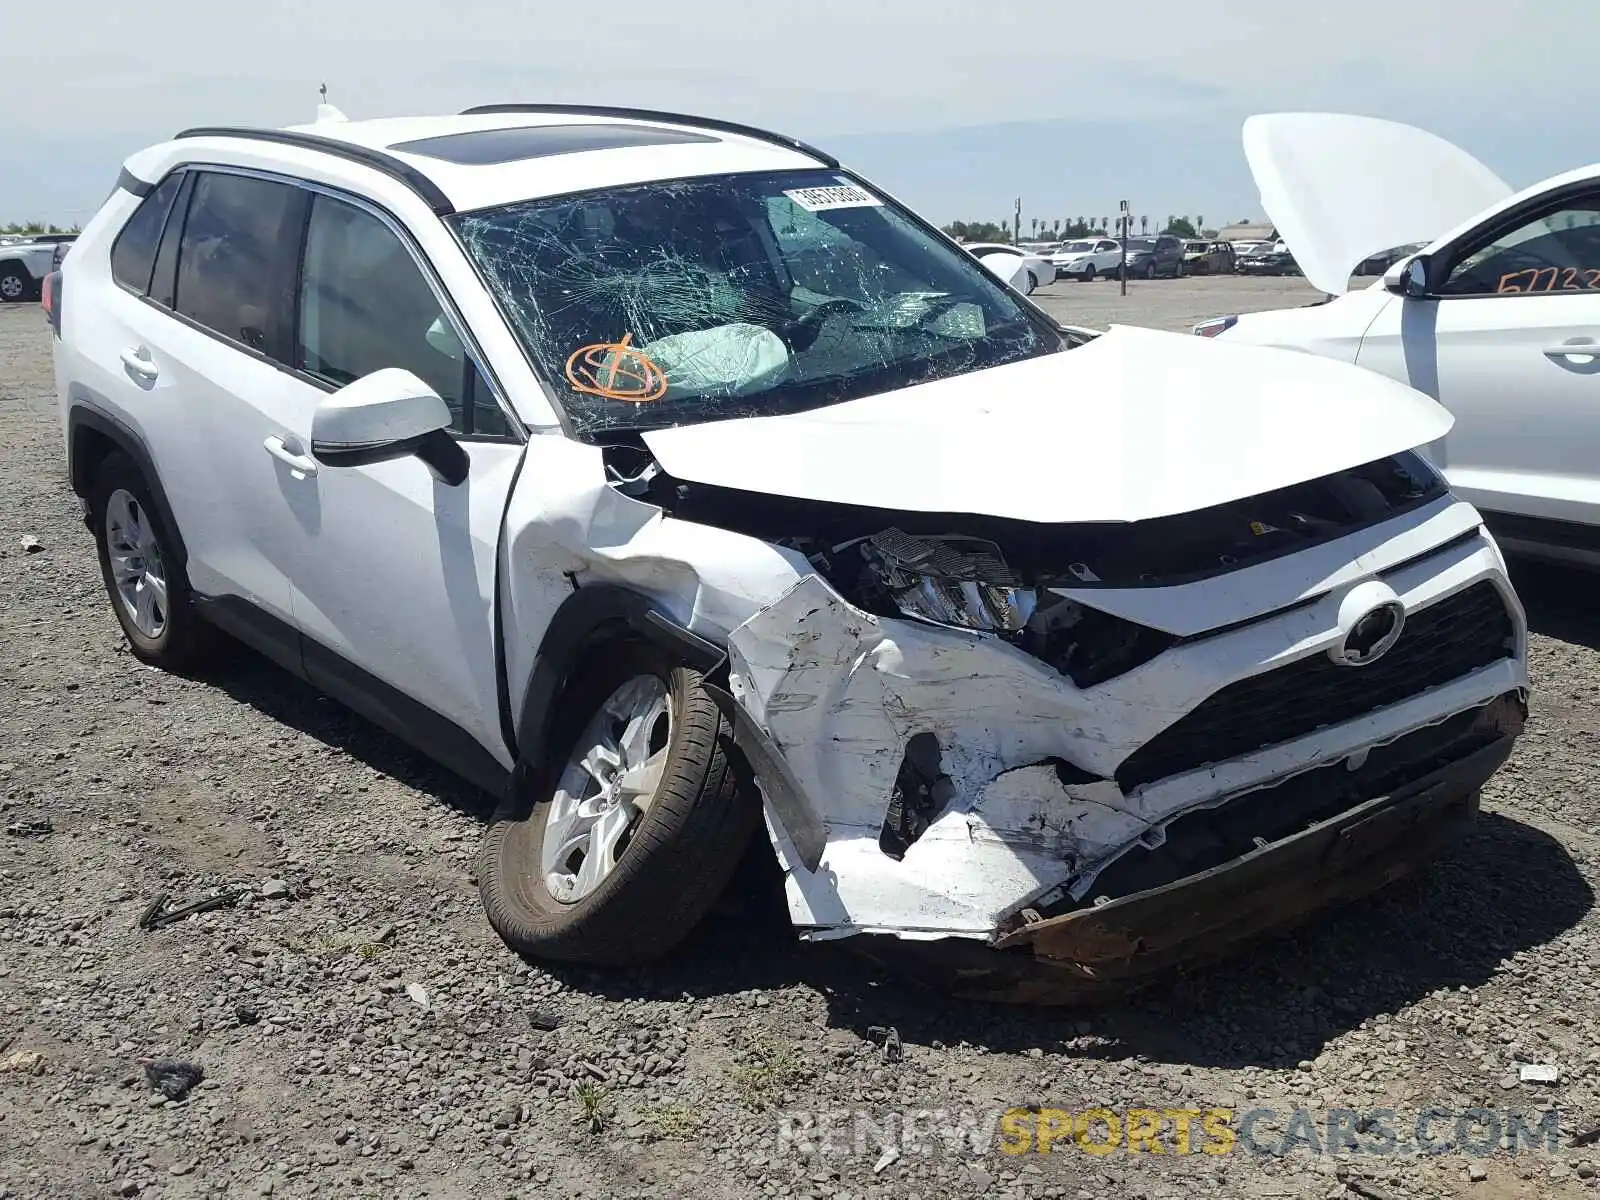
0,1050,44,1076
528,1008,562,1031
19,535,41,553
1468,1162,1488,1182
872,1146,900,1174
143,1060,204,1101
116,1181,139,1197
1498,1074,1520,1090
234,1004,260,1026
261,879,290,900
405,983,430,1009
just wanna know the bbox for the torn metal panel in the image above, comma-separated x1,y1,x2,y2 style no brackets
498,435,809,722
727,534,1526,940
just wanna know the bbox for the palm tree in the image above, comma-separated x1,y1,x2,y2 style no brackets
1140,215,1149,234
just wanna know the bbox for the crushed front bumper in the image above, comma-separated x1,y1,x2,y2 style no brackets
851,695,1523,1004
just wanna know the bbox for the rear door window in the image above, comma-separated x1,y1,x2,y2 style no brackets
173,171,304,358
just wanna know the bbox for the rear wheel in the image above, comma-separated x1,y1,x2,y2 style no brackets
480,643,758,966
0,264,28,303
89,453,209,667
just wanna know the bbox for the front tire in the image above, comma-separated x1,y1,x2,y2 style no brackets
1080,264,1096,282
89,453,209,668
480,643,758,966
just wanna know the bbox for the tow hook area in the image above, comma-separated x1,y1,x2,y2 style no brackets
992,724,1518,1003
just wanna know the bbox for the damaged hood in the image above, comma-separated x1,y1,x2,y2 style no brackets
641,325,1453,524
1243,112,1513,296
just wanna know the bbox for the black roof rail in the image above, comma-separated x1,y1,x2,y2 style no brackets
458,104,839,168
172,126,456,215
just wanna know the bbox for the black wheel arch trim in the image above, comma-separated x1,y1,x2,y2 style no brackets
67,404,189,567
513,584,725,779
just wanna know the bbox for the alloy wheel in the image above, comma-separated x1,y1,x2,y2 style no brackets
542,675,673,903
104,488,168,640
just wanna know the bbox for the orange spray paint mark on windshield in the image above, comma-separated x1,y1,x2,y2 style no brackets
564,332,668,402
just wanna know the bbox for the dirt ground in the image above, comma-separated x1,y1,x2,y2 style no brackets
1,277,1597,1200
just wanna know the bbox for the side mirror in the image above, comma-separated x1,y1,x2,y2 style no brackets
1384,254,1432,299
310,368,468,486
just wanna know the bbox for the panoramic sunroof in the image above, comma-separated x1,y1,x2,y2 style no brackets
389,123,720,166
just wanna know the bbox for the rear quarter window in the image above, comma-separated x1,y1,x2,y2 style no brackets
110,173,184,295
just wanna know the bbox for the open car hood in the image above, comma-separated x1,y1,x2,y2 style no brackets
640,324,1452,524
1243,112,1513,296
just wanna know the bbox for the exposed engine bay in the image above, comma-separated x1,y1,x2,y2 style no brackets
603,441,1446,696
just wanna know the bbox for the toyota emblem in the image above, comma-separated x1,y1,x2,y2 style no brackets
1332,600,1406,667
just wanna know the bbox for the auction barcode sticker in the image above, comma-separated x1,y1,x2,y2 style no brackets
783,180,883,212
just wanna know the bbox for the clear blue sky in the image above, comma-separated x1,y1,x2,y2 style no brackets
5,0,1598,229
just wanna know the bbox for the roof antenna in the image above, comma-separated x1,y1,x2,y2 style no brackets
316,82,348,124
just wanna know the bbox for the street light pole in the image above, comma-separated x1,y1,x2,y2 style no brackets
1119,199,1130,296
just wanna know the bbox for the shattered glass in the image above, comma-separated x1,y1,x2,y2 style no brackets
452,170,1061,435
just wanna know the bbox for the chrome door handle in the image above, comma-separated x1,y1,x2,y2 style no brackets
262,435,318,475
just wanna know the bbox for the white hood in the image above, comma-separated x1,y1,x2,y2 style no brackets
640,325,1453,524
1243,112,1513,296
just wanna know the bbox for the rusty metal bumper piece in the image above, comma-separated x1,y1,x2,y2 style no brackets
850,695,1524,1005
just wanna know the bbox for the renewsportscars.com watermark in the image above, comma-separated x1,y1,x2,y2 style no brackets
775,1106,1566,1160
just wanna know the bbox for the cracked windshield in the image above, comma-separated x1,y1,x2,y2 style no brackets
452,169,1062,435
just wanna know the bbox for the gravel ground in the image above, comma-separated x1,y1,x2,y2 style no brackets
2,279,1598,1200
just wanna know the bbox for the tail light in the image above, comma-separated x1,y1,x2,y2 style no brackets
41,270,62,336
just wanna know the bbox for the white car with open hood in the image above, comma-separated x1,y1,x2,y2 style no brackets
1200,111,1600,568
48,104,1527,1001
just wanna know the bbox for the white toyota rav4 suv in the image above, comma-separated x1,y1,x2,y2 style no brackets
49,105,1528,1001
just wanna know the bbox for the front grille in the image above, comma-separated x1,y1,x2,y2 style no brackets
1115,582,1515,792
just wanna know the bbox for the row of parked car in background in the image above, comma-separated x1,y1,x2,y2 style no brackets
963,230,1426,291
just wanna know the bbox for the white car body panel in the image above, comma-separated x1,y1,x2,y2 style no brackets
1221,112,1600,540
1243,112,1513,296
964,243,1052,290
289,439,524,767
52,109,1532,958
0,238,64,282
642,324,1454,524
1051,239,1123,279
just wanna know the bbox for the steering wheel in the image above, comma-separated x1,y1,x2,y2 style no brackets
781,297,867,353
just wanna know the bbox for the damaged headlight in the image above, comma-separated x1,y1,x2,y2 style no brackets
859,528,1037,632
